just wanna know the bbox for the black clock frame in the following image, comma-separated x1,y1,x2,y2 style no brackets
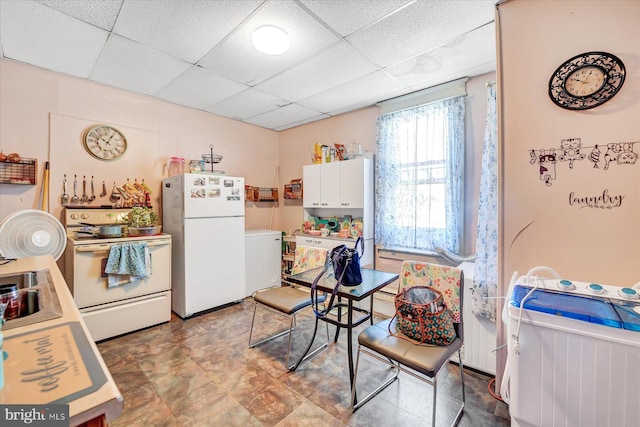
548,51,625,111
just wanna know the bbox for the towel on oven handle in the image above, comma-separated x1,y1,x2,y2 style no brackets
105,242,151,288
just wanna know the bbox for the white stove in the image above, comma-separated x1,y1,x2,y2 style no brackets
503,267,640,427
63,207,172,341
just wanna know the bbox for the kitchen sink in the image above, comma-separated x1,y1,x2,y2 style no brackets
0,269,64,330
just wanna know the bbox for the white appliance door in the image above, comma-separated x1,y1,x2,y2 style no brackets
182,173,244,218
183,216,245,315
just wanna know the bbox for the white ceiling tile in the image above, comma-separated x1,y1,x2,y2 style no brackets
35,0,123,31
255,42,378,101
387,24,496,87
205,89,286,120
244,103,324,130
299,0,413,36
113,0,262,63
91,35,191,95
0,0,109,78
155,66,248,110
298,71,405,113
198,0,339,85
274,113,331,131
347,0,495,67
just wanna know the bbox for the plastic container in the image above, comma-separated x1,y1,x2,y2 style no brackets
167,157,185,177
0,284,20,320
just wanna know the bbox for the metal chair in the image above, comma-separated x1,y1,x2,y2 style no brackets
351,261,465,426
248,246,330,370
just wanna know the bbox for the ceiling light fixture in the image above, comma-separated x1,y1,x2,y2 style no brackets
252,25,290,55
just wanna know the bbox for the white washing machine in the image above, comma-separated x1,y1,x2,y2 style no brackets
503,267,640,427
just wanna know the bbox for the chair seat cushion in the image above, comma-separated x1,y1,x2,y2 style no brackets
358,319,462,377
253,286,324,315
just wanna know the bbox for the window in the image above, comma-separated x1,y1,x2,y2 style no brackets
375,96,465,253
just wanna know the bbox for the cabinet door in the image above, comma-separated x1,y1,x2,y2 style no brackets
339,159,364,208
303,164,322,207
320,161,341,207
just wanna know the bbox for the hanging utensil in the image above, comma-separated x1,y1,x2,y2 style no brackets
100,180,107,197
81,175,88,203
109,181,120,203
41,161,50,212
88,176,96,202
61,174,69,206
71,175,80,203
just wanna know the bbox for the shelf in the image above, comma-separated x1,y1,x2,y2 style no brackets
284,179,303,200
0,158,37,185
246,186,279,202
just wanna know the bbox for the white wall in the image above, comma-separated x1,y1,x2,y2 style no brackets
496,0,640,385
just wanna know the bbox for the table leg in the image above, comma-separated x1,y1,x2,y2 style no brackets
347,299,357,404
334,295,342,343
369,295,375,325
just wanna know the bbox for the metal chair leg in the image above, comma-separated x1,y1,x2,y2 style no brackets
432,376,437,427
351,346,400,411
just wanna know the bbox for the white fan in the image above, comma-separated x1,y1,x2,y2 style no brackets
0,209,66,261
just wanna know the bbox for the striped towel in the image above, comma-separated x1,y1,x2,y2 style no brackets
105,242,151,288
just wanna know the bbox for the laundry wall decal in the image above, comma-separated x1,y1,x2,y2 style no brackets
529,138,639,186
569,189,625,209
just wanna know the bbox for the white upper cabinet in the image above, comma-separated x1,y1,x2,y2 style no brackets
303,158,369,209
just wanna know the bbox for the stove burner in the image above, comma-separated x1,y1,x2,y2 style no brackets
558,280,575,291
618,288,639,300
588,283,605,295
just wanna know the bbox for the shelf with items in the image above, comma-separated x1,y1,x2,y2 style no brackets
0,157,37,185
245,186,279,202
283,178,303,200
281,229,299,278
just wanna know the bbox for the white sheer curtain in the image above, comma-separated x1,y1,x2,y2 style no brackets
472,84,498,321
375,96,465,253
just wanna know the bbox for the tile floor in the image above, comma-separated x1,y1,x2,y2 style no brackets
97,298,510,426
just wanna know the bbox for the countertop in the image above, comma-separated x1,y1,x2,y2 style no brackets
0,256,123,426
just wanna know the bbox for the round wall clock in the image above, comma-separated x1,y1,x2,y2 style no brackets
83,125,127,160
548,51,625,110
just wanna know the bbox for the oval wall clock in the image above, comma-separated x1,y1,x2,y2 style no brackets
548,51,625,110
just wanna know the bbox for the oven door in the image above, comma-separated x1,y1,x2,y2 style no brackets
69,238,171,308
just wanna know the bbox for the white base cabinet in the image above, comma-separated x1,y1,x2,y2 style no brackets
296,236,374,268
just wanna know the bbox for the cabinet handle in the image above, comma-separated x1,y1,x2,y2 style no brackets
321,203,328,206
341,203,350,206
313,203,320,206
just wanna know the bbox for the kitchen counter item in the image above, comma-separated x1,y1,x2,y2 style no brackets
167,157,185,177
128,225,162,236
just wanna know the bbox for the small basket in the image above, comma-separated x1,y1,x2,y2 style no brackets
202,153,223,164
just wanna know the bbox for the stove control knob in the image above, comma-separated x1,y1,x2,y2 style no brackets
558,280,575,291
618,288,639,300
588,283,605,295
80,213,89,219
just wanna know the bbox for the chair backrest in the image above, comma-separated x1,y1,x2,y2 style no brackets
290,246,328,275
399,260,464,339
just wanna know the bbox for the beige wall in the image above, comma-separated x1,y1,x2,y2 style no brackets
1,59,492,259
496,0,640,383
277,71,494,257
0,59,280,230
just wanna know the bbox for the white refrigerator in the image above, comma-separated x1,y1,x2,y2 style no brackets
162,173,245,318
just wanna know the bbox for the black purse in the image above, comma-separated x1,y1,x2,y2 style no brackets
310,237,364,318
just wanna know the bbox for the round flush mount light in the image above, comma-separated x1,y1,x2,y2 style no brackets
252,25,290,55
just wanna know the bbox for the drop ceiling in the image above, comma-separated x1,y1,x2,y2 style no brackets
0,0,497,131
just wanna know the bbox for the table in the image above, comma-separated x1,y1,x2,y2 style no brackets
286,267,399,402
